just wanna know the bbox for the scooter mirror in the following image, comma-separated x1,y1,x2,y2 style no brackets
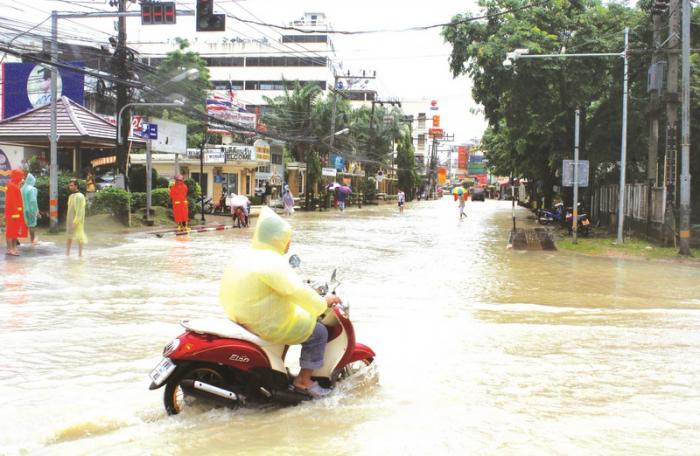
330,268,337,283
289,254,301,269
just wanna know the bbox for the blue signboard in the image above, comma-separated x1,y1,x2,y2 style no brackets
469,155,484,163
1,62,85,119
141,123,158,139
331,154,345,172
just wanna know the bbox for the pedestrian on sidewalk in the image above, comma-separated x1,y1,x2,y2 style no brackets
21,173,39,245
85,169,96,207
263,181,272,206
282,184,294,216
5,169,27,256
66,179,87,257
397,188,406,213
170,174,189,232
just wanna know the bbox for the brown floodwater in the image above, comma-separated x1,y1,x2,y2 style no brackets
2,198,699,454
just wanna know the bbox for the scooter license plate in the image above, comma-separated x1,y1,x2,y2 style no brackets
149,357,176,386
582,219,590,226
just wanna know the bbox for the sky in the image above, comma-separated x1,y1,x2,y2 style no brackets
2,0,488,145
233,0,488,144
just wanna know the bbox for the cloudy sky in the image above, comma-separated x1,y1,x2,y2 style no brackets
5,0,488,144
228,0,488,144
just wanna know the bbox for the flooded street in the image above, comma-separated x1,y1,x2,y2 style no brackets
3,198,700,455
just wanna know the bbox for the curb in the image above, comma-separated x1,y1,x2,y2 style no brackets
152,223,246,238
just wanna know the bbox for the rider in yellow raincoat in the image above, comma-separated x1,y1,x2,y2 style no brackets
219,206,341,396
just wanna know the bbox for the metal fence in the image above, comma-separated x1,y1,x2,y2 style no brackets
592,183,665,224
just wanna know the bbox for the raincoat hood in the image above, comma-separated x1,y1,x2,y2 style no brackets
252,206,291,254
10,169,24,184
23,173,36,187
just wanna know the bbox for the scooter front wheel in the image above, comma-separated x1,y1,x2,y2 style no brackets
164,365,231,415
335,357,374,382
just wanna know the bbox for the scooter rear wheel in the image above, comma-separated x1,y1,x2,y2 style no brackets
164,365,229,415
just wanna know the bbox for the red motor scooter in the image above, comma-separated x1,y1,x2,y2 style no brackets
148,258,376,415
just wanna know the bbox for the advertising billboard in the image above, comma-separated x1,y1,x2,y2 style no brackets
1,62,85,119
330,154,345,172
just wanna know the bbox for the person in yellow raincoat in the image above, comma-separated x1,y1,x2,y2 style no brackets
219,206,342,397
65,179,87,256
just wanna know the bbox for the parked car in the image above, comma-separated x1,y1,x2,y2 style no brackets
470,186,485,201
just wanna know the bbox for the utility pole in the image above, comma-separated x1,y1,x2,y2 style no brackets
664,0,681,242
366,96,400,200
49,11,58,232
115,0,130,187
647,13,662,236
678,0,692,255
329,71,375,153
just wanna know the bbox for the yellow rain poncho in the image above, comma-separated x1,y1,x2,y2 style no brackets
219,207,327,345
66,191,87,243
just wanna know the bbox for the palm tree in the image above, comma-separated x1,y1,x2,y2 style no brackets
263,81,324,209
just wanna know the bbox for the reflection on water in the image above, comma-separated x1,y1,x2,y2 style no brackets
2,198,700,454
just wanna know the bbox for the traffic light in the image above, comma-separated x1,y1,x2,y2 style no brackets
433,115,440,127
196,0,226,32
141,2,176,25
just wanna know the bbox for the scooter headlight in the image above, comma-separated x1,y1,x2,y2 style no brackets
163,338,180,357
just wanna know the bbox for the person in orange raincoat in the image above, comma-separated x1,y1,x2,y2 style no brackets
169,174,189,231
5,169,27,256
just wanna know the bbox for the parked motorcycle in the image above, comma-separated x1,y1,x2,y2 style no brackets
565,204,591,237
537,203,564,225
148,256,375,415
197,196,215,214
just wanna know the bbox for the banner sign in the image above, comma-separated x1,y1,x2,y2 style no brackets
205,151,225,164
206,90,256,135
322,167,337,177
224,145,255,161
458,146,468,169
1,62,85,119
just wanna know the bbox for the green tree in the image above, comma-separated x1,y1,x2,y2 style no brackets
141,38,211,148
263,80,324,209
396,128,418,199
443,0,647,207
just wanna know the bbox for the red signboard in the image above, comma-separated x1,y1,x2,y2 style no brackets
428,128,443,137
458,145,469,169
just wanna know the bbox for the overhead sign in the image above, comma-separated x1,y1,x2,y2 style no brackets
150,118,187,154
322,167,337,177
562,160,589,187
430,100,439,111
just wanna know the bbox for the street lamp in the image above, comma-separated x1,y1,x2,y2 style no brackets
503,28,629,243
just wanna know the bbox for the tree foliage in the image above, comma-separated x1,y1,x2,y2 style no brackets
443,0,649,206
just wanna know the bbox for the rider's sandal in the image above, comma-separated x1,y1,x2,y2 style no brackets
294,381,332,398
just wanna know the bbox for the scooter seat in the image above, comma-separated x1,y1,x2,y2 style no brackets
180,318,281,348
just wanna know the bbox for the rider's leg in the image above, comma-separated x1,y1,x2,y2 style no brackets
294,322,328,389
